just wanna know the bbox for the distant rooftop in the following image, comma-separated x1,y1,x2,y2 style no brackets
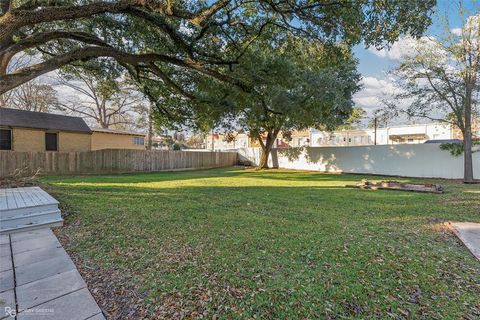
0,108,91,133
90,127,146,136
424,139,462,144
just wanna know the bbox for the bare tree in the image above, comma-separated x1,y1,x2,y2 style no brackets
386,9,480,183
186,133,206,149
0,54,58,112
0,82,57,111
57,73,145,129
133,103,154,149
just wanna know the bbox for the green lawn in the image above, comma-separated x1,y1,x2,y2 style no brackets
41,168,480,319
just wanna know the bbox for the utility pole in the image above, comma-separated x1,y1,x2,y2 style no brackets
374,117,377,145
146,104,153,150
211,128,214,151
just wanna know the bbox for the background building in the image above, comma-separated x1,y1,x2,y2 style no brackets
0,108,146,152
90,128,146,151
0,107,92,152
289,130,310,147
310,123,454,147
176,121,478,151
205,132,251,150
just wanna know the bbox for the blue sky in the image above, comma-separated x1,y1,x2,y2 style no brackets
352,0,479,118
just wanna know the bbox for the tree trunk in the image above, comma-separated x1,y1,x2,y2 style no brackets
464,133,474,183
259,146,271,169
463,85,474,183
258,130,278,169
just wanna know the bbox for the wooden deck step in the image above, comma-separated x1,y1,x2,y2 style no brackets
0,187,63,234
0,219,64,234
0,204,60,219
1,210,62,229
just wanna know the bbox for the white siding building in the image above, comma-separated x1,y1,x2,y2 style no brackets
310,123,454,147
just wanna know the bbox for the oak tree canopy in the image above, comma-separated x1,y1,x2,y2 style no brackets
1,0,435,96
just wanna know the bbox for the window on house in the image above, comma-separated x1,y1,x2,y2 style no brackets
45,132,58,151
133,137,145,145
0,129,12,150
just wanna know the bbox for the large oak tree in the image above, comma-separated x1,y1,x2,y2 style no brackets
193,38,360,168
0,0,435,99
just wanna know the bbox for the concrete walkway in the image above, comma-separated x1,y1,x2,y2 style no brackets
0,228,105,319
450,222,480,261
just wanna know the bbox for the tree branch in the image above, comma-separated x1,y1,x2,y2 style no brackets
0,45,250,95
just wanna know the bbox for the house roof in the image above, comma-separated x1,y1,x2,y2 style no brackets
424,139,462,144
90,127,146,136
0,108,91,133
290,130,310,138
151,136,165,142
389,133,427,140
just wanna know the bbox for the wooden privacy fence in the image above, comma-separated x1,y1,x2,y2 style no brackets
0,149,238,177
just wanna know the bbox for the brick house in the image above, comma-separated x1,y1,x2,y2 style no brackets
0,108,145,152
90,127,145,151
0,108,91,152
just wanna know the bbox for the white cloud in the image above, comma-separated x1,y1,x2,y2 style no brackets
352,76,415,126
450,14,480,37
367,35,443,62
353,76,420,126
367,37,418,61
353,76,401,112
451,27,462,36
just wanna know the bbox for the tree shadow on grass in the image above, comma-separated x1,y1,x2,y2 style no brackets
51,183,463,223
42,167,248,184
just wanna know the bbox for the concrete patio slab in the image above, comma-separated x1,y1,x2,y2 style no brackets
87,313,107,320
0,255,11,272
0,269,14,292
12,234,60,255
14,246,69,267
450,222,480,261
0,236,8,245
0,244,10,258
0,228,105,319
10,228,54,242
16,255,76,286
17,269,87,310
17,288,104,320
0,289,15,319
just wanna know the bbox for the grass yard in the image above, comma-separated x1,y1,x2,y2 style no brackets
41,168,480,319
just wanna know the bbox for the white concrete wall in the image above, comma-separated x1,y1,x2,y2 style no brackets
238,144,479,179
